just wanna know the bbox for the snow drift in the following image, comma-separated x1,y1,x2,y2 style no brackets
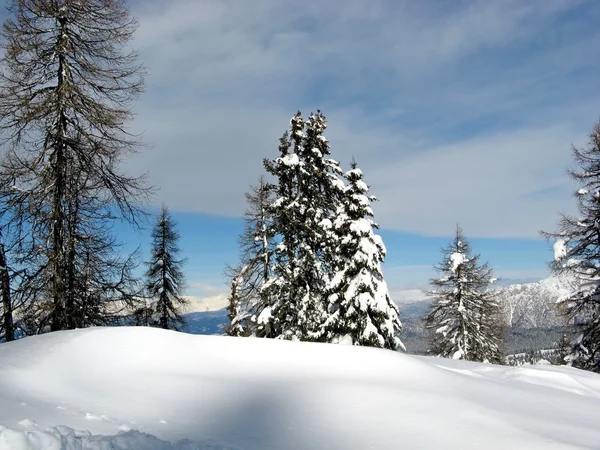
0,327,599,449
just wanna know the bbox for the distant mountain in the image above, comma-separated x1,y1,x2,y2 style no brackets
180,275,579,354
181,294,229,335
183,294,229,312
183,309,229,335
496,274,576,328
391,289,429,304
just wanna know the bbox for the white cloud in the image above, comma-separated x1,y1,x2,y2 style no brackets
368,125,580,237
121,0,599,238
187,280,228,297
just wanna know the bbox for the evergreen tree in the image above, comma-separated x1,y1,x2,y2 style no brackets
226,266,246,337
324,160,404,350
225,177,274,337
0,0,148,332
542,119,600,373
145,206,187,330
424,226,503,363
261,111,344,341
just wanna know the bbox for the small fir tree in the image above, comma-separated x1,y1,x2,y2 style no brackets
145,206,187,330
324,160,404,350
424,226,503,363
226,266,247,337
542,119,600,373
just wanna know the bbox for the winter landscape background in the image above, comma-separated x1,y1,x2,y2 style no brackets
1,0,600,449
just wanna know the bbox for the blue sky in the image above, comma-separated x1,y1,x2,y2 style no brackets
112,0,600,298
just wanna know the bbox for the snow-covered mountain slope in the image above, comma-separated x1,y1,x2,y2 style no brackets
183,294,229,313
390,288,429,304
183,309,228,335
496,274,576,328
178,275,573,338
0,328,599,449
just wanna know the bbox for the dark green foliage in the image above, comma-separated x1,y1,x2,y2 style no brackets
261,111,344,341
324,160,403,349
145,206,187,330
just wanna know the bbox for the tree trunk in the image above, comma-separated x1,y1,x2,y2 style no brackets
65,196,79,329
50,17,70,332
0,240,14,341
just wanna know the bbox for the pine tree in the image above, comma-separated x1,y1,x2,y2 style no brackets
541,119,600,373
145,206,187,330
226,266,246,337
324,160,404,350
261,111,344,341
0,0,148,332
225,177,274,337
424,226,503,363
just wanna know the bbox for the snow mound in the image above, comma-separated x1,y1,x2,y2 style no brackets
0,425,223,450
0,327,599,449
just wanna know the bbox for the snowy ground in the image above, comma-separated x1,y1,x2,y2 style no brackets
0,328,599,449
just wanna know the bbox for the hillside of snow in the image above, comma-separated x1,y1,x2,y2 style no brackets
0,328,599,449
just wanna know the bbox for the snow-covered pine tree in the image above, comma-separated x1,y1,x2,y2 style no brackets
261,111,344,341
226,265,247,337
225,177,275,337
324,160,404,350
145,205,187,330
424,226,503,363
541,119,600,373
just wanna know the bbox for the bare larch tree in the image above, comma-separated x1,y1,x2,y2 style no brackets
0,0,149,331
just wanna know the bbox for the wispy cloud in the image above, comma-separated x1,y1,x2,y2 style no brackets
123,0,600,238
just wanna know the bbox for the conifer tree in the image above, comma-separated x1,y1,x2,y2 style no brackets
261,111,344,341
324,160,404,350
424,226,503,363
225,177,274,337
145,206,187,330
542,119,600,373
226,267,246,337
